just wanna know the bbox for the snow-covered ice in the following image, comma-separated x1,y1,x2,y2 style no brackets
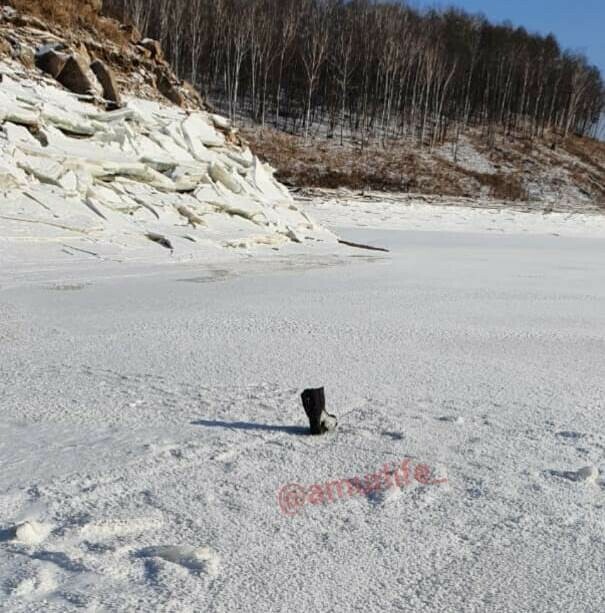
1,193,605,610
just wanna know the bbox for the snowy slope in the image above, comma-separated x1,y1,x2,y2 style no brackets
0,59,334,270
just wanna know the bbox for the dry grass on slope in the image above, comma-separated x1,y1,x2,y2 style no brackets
7,0,126,44
243,127,531,201
243,124,605,207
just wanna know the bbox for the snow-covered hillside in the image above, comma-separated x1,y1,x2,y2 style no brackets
0,59,334,269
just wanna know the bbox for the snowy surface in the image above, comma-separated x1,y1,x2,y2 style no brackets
305,191,605,238
435,137,497,176
1,190,605,610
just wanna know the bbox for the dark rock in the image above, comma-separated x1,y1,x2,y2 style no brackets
181,81,204,107
87,0,103,13
0,37,11,58
156,68,184,106
0,6,17,22
135,44,152,60
120,23,141,45
75,42,92,66
35,48,69,78
140,38,163,62
90,59,121,106
56,55,95,95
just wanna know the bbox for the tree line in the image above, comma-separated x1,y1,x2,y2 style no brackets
104,0,605,147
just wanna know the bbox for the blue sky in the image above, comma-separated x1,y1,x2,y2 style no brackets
410,0,605,76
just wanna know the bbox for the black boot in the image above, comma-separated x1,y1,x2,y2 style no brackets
301,387,337,435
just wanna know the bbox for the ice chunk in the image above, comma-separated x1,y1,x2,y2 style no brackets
4,123,39,147
224,233,289,249
226,148,254,169
58,170,78,192
182,113,225,155
0,103,40,127
0,162,25,188
9,521,52,546
209,162,243,194
251,156,292,203
149,130,196,163
15,150,64,185
211,114,231,130
171,165,209,192
41,106,95,135
211,192,265,222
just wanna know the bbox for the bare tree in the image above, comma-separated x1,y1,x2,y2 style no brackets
330,1,357,145
299,0,331,140
274,0,299,128
188,0,205,87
